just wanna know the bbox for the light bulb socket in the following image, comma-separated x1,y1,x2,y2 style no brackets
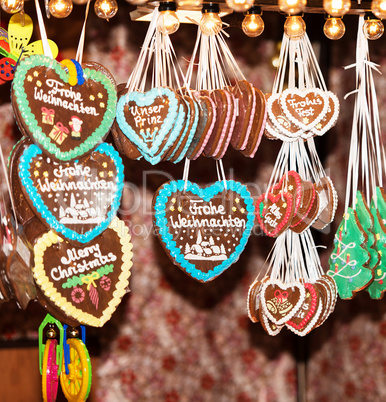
245,5,262,15
159,1,177,12
325,13,342,20
364,11,380,20
285,12,303,17
202,2,220,14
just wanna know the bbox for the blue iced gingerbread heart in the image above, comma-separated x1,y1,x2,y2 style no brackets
153,180,255,282
12,54,117,162
18,142,124,244
116,87,185,165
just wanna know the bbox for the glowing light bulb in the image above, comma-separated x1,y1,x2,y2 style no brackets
157,7,180,35
323,0,350,17
200,12,222,36
363,14,384,39
323,16,345,39
48,0,72,18
1,0,23,13
372,0,386,19
278,0,306,15
226,0,254,13
284,15,306,39
242,7,264,37
94,0,118,19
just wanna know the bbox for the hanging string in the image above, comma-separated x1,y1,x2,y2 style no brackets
75,0,91,64
34,0,53,58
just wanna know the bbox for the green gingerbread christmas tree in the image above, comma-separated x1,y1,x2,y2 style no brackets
328,207,372,299
355,191,380,275
367,198,386,299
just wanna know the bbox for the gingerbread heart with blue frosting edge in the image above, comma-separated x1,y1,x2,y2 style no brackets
12,54,117,162
153,179,255,282
18,142,124,244
116,87,186,165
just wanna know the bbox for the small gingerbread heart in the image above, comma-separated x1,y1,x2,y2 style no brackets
256,191,295,237
280,88,329,132
260,279,306,325
286,283,322,335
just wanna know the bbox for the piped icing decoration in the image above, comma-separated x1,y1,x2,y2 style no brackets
32,217,133,327
280,88,329,132
259,307,283,336
256,191,295,237
12,54,117,161
286,283,322,335
260,279,306,325
18,143,124,244
355,191,380,275
367,203,386,299
328,208,372,299
173,97,199,163
153,180,255,282
310,91,340,136
116,87,184,165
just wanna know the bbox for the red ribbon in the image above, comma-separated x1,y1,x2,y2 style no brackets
274,289,288,304
41,107,55,117
53,122,69,141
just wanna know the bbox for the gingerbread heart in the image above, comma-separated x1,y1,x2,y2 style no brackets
256,191,295,237
32,217,133,327
116,87,185,165
269,171,303,216
247,277,269,323
310,91,340,136
153,180,255,282
286,283,322,335
260,279,306,325
267,93,304,139
18,143,124,244
259,307,283,336
12,54,117,162
280,88,329,132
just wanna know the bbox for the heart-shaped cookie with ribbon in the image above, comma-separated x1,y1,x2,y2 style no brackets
19,142,124,244
32,217,133,327
280,88,329,132
116,87,185,165
153,180,255,282
12,54,117,162
260,279,306,325
256,191,295,237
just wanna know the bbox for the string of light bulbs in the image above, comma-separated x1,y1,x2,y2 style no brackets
0,0,385,40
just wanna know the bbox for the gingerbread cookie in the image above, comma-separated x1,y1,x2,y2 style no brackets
328,208,372,299
286,283,323,336
32,217,133,327
12,54,117,162
260,279,306,325
153,179,255,282
116,86,185,165
256,190,295,237
18,142,124,244
367,204,386,299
